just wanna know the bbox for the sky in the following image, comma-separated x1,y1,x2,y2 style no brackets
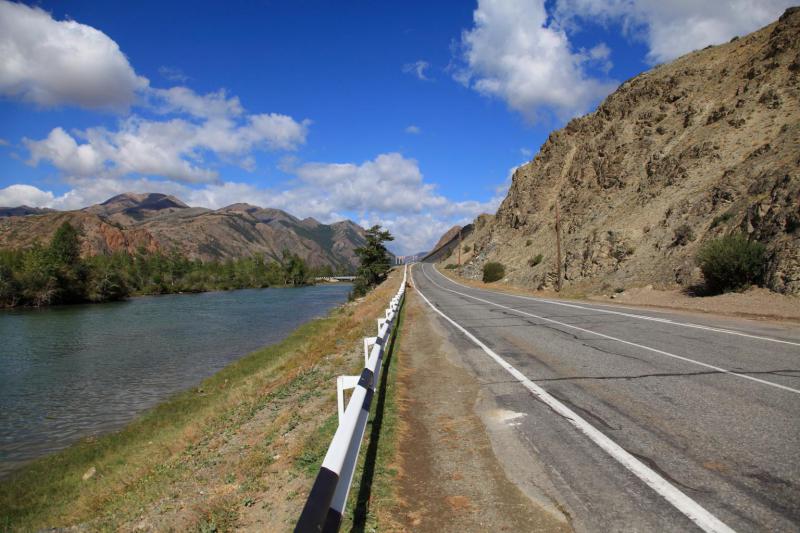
0,0,793,254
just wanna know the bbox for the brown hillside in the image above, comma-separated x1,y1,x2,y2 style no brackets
0,194,367,271
449,9,800,295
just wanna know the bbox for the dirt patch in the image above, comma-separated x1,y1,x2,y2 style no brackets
389,289,571,532
438,265,800,324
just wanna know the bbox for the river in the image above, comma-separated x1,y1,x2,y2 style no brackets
0,284,351,477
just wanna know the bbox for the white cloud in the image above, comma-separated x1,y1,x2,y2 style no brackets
2,152,501,254
520,147,532,157
0,184,55,206
0,0,148,110
405,125,421,134
554,0,795,63
23,88,310,183
403,60,431,80
455,0,617,122
158,66,188,83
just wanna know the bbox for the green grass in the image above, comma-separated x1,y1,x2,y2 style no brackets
344,298,405,532
0,313,339,532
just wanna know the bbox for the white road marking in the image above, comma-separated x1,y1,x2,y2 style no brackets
413,266,736,533
420,264,800,395
431,264,800,348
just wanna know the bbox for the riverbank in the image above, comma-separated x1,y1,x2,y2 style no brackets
0,270,402,531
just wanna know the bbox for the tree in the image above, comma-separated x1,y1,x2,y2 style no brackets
49,221,82,266
352,225,394,297
281,250,309,286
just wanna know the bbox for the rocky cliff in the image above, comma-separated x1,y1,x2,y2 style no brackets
0,193,367,271
451,8,800,295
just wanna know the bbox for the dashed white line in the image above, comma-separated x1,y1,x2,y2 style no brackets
413,265,737,533
431,264,800,348
420,264,800,395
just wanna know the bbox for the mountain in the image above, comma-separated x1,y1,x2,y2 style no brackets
431,225,462,253
445,8,800,295
0,206,54,217
0,193,368,271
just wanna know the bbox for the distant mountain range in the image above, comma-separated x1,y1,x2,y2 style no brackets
0,192,368,271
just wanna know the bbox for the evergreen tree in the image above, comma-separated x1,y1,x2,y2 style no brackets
352,225,394,297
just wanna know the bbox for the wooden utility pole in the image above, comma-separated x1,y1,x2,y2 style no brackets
555,200,563,292
458,228,462,266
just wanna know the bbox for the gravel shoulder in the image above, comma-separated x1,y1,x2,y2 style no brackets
437,265,800,324
387,286,571,532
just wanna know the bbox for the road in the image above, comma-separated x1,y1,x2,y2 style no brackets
411,262,800,532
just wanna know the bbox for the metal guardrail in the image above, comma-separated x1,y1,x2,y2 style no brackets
295,265,407,533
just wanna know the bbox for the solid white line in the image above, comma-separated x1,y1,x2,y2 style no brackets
431,264,800,348
420,264,800,395
412,266,736,533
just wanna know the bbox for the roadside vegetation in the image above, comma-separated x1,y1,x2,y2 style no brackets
482,261,505,282
0,267,404,531
0,222,323,308
697,232,766,294
351,225,394,298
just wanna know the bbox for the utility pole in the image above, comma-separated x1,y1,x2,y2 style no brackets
555,200,563,292
458,228,462,266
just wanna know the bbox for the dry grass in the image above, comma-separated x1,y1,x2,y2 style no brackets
0,270,403,532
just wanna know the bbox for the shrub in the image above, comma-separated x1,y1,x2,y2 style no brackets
444,263,458,270
525,239,533,246
710,212,734,229
672,224,695,246
482,262,505,283
463,245,471,253
528,254,543,267
697,233,766,293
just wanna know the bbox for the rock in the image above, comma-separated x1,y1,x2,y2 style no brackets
82,466,96,481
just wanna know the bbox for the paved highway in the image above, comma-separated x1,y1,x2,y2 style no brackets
412,262,800,532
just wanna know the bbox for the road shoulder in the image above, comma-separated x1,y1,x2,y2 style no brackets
388,286,571,532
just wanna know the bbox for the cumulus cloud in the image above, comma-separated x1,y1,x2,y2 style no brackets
0,184,56,207
554,0,795,64
0,0,148,109
405,125,421,134
23,87,310,183
403,60,431,80
3,152,501,253
454,0,617,122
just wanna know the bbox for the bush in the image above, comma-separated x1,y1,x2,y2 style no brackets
444,263,458,270
528,254,543,267
525,239,533,246
697,233,766,293
482,262,505,283
710,212,733,229
463,245,471,253
672,224,695,246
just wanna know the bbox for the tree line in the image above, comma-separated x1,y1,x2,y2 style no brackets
0,222,327,308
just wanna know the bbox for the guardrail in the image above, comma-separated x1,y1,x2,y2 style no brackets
295,265,407,533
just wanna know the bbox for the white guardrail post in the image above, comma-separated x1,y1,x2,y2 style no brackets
295,264,408,533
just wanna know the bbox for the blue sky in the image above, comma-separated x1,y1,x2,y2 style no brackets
0,0,792,253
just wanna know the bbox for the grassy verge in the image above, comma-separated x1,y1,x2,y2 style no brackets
342,294,406,532
0,270,403,532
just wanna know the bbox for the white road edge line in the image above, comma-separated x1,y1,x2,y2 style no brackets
431,264,800,348
413,266,736,533
421,264,800,395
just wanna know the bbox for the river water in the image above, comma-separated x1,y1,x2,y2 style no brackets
0,284,351,477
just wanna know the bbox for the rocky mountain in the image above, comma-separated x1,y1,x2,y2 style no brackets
446,8,800,295
431,225,463,253
0,206,54,217
0,193,368,271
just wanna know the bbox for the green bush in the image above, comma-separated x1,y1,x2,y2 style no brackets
463,245,471,253
697,233,766,293
710,212,734,229
482,262,505,283
525,239,533,246
528,254,543,267
444,263,458,270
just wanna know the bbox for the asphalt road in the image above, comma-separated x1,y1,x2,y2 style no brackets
412,262,800,532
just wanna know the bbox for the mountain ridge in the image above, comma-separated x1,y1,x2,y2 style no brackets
440,8,800,295
0,192,368,271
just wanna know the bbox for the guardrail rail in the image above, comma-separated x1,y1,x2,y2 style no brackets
295,265,407,532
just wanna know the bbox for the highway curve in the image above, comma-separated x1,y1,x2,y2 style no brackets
411,262,800,532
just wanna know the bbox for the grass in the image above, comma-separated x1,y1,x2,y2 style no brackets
0,271,402,532
344,294,406,532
